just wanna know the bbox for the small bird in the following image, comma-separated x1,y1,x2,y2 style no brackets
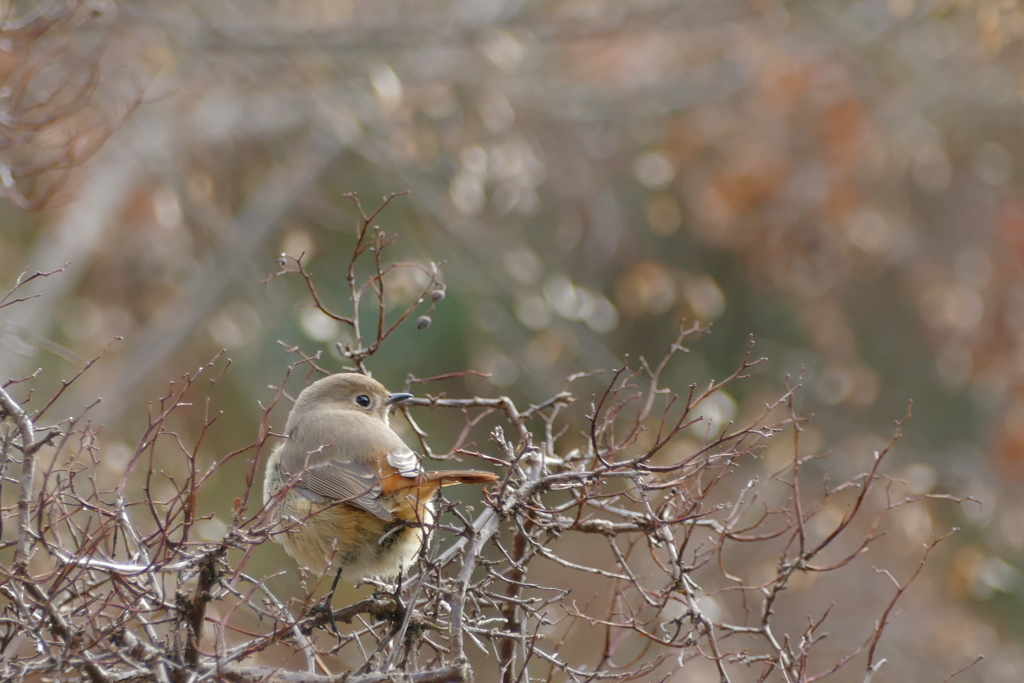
263,373,498,588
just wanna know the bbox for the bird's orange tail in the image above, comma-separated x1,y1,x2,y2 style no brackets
382,469,498,496
426,470,500,487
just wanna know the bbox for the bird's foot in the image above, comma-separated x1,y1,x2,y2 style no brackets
362,574,406,624
303,592,341,636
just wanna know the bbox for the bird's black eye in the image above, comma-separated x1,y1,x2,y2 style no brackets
355,394,372,408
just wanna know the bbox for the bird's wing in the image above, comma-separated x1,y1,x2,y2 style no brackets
300,455,394,521
279,409,426,521
279,433,395,522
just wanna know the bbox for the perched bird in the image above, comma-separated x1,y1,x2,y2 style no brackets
263,373,498,587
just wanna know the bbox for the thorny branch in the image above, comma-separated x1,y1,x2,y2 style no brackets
0,385,36,570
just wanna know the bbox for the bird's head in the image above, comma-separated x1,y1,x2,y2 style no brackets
292,373,412,423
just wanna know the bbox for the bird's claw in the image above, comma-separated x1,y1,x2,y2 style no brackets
305,594,341,635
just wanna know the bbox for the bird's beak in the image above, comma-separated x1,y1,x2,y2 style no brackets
387,392,413,405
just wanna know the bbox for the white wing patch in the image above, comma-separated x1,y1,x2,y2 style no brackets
387,445,422,478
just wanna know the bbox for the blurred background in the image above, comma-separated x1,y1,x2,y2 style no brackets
2,0,1023,679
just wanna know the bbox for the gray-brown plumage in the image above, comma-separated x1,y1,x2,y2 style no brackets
263,373,498,581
